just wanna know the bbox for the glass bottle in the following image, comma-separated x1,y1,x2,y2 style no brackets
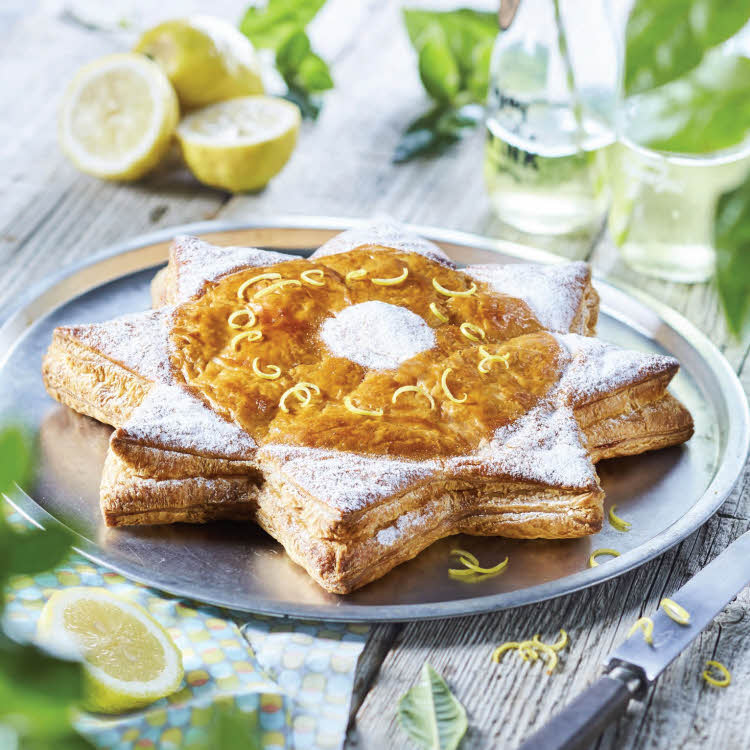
484,0,618,235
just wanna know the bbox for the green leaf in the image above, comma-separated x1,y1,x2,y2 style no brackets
275,28,311,73
3,523,72,576
398,662,467,750
624,0,750,95
403,8,495,98
625,53,750,154
239,0,326,51
296,53,333,92
393,104,479,163
418,33,460,103
185,700,262,750
714,168,750,336
0,426,33,494
0,642,86,741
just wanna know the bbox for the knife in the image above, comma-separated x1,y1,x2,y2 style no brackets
518,530,750,750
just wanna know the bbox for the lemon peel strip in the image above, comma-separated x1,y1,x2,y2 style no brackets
254,279,302,299
660,598,691,625
230,329,263,349
300,269,326,287
450,549,479,567
532,630,568,653
279,383,320,413
460,322,485,342
343,395,383,417
227,308,257,329
627,617,654,645
372,267,408,286
491,642,521,663
346,268,367,282
703,660,731,687
609,505,632,532
449,557,508,577
477,347,511,374
252,358,281,380
429,302,449,323
237,273,282,300
432,278,477,297
392,385,435,410
441,368,467,404
588,548,620,567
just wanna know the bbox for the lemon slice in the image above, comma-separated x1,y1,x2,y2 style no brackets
177,96,300,192
59,54,178,181
134,17,264,110
37,587,183,714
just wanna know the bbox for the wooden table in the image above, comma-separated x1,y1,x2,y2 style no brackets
3,2,750,748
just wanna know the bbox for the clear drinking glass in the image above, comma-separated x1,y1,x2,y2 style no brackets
484,0,618,235
608,138,750,283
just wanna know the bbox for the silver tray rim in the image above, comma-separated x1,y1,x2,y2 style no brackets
2,215,748,622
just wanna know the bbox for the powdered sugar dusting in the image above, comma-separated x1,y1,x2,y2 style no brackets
172,235,291,302
466,262,589,332
72,308,173,383
311,222,454,266
121,384,256,458
554,333,678,403
376,507,432,547
481,404,597,488
320,301,436,370
259,444,437,513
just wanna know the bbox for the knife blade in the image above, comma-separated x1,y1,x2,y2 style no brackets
518,530,750,750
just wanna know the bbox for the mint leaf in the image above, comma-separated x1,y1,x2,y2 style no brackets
240,0,332,118
714,169,750,336
239,0,326,50
398,662,467,750
418,33,460,103
625,0,750,95
626,53,750,153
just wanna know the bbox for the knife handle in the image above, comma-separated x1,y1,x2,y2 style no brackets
517,668,642,750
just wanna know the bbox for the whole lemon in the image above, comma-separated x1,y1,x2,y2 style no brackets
134,16,264,110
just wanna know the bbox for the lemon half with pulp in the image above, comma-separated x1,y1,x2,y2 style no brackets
59,53,179,181
37,587,184,714
177,95,300,192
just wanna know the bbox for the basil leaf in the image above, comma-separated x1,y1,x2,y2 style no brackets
239,0,326,51
398,662,467,750
714,169,750,336
403,7,496,90
625,0,750,95
418,32,460,103
393,105,480,163
626,53,750,154
276,28,311,72
297,53,333,92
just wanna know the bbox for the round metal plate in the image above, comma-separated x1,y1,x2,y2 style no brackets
1,217,747,622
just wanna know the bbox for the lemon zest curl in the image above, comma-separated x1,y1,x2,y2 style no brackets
343,395,383,417
609,504,632,532
588,548,620,567
660,598,691,625
300,269,326,287
372,267,409,286
252,358,281,380
441,367,467,404
230,329,263,349
237,273,281,300
703,660,731,687
253,279,302,299
346,268,367,282
432,278,477,297
429,302,449,323
627,617,654,645
279,383,320,412
460,322,485,342
392,385,435,410
227,308,257,329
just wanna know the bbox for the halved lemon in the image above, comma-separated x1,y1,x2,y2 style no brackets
37,587,183,714
59,53,179,181
177,95,300,192
134,17,264,110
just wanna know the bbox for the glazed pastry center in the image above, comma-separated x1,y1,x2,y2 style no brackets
170,246,561,459
320,301,436,370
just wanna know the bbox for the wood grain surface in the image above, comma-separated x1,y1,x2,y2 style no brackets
2,2,749,749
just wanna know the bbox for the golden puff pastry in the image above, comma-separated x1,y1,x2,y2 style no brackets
42,222,693,593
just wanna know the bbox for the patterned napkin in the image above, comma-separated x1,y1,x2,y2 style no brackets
4,514,369,750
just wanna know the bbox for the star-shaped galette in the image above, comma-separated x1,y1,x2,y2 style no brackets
42,223,694,593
